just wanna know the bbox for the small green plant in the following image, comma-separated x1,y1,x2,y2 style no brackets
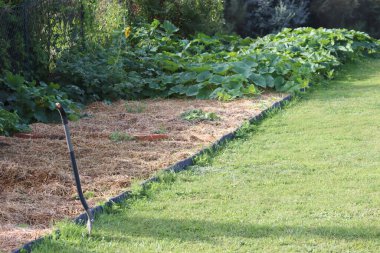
125,102,147,113
83,191,95,199
129,170,177,200
71,192,95,200
235,120,262,139
109,131,135,142
153,125,168,134
180,109,220,122
194,149,214,166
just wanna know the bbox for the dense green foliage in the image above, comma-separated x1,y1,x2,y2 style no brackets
0,0,23,7
55,21,380,102
32,59,380,253
1,0,379,80
0,109,23,135
0,72,80,124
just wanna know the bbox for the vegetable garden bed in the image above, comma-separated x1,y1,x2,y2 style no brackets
0,93,285,252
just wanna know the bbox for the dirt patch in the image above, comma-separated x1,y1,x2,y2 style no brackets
0,94,286,252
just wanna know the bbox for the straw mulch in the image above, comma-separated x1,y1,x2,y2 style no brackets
0,94,286,252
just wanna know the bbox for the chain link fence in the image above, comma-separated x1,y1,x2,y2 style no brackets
0,4,28,75
0,0,129,79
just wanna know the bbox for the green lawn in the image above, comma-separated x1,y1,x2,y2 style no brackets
33,58,380,252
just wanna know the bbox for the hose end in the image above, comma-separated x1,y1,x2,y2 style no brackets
56,102,68,124
87,216,93,236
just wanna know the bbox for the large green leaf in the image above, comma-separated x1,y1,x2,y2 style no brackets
264,75,275,88
209,75,224,84
212,63,231,75
223,80,243,90
148,82,161,90
196,86,213,99
279,80,298,92
227,87,243,99
169,84,187,95
185,84,202,96
178,72,197,84
249,73,267,87
196,71,212,82
274,76,285,90
161,60,181,72
161,75,175,84
231,62,252,78
187,64,212,73
162,21,179,35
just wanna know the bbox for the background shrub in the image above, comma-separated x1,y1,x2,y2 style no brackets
132,0,225,35
0,109,22,135
225,0,310,37
310,0,380,39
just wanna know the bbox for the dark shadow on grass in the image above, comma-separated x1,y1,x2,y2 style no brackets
35,217,380,253
333,58,380,81
93,216,380,243
31,240,95,253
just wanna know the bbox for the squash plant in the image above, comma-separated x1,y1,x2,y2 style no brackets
54,20,380,102
121,22,380,99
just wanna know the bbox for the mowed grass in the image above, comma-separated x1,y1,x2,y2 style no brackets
33,58,380,253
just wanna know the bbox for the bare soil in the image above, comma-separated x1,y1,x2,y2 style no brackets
0,94,286,252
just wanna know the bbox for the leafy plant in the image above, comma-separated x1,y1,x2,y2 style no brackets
181,109,221,122
109,131,135,142
153,125,168,134
0,72,80,124
54,44,132,102
0,109,22,135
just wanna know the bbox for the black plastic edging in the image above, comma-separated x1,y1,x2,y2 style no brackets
12,94,292,253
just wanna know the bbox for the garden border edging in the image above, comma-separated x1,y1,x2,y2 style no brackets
12,94,292,253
